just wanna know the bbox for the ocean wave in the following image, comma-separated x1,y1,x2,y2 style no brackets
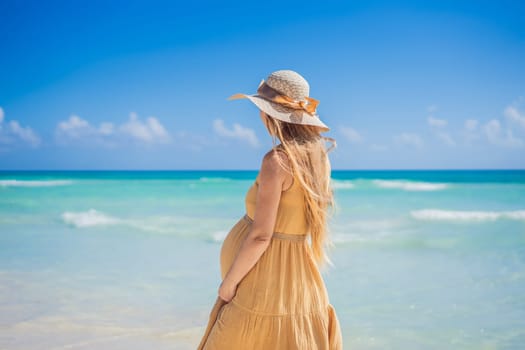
61,209,178,231
331,180,355,189
0,179,73,187
61,209,121,228
199,177,232,183
60,209,204,234
211,230,228,242
411,209,525,221
372,179,448,191
330,219,410,243
332,233,385,244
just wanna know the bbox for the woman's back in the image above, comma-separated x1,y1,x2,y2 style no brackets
244,149,309,235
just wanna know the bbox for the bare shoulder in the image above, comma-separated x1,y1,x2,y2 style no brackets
258,148,293,191
261,148,290,174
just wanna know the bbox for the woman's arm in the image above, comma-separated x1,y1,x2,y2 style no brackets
218,149,289,302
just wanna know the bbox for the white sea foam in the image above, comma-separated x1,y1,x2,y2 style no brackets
372,179,448,191
211,230,228,242
331,219,411,243
337,219,403,232
60,210,200,234
0,179,73,187
331,180,355,189
332,233,384,244
199,177,232,183
62,209,121,228
411,209,525,221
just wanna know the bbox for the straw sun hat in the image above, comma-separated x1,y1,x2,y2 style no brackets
228,70,330,132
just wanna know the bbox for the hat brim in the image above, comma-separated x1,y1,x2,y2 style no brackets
228,93,330,132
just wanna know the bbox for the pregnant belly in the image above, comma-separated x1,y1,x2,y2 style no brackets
219,215,252,279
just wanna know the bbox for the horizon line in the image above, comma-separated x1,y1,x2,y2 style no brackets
1,168,524,172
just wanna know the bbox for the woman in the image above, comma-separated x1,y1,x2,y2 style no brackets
197,70,343,349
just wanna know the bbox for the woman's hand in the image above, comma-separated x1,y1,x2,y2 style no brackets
218,279,238,303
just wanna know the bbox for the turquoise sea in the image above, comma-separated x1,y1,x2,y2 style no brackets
1,170,524,349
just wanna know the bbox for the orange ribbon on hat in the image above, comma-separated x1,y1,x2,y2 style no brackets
229,80,320,116
258,80,320,115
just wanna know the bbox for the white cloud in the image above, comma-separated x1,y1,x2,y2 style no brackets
462,118,480,144
213,119,259,147
427,116,447,128
473,100,525,148
504,105,525,130
8,120,41,147
0,106,41,148
483,119,523,148
119,112,170,143
98,122,114,135
56,115,93,139
393,132,423,148
340,126,364,144
464,119,478,131
55,112,171,146
426,108,455,146
436,131,456,146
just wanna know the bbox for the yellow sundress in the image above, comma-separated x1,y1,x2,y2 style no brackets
197,164,343,349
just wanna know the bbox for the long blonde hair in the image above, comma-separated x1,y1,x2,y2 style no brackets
261,112,337,268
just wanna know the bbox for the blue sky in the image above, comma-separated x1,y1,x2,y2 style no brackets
1,0,524,170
